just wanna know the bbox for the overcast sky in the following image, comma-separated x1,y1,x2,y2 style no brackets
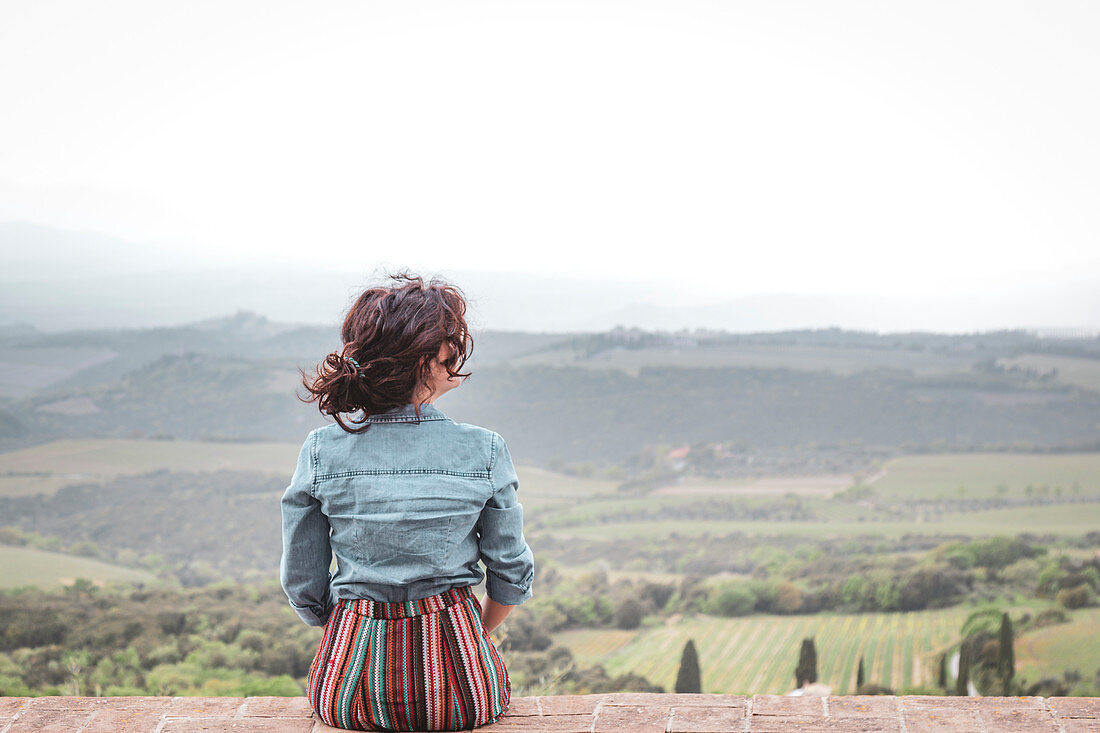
1,1,1098,327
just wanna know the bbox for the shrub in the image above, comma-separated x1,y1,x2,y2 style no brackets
960,608,1002,639
571,667,663,694
639,582,675,612
1001,558,1041,589
703,582,756,617
1032,608,1068,628
0,527,27,546
900,684,943,695
0,674,31,696
1057,584,1094,610
775,582,803,614
614,598,645,630
897,563,969,611
855,683,894,695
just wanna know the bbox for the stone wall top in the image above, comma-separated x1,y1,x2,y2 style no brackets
0,694,1098,732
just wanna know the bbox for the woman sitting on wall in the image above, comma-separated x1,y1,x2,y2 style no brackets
281,271,534,731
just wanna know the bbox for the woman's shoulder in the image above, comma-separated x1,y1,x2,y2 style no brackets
308,418,501,471
446,418,499,441
448,420,515,458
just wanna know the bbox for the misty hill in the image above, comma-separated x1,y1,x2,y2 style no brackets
6,223,1100,335
1,314,1098,466
0,469,284,585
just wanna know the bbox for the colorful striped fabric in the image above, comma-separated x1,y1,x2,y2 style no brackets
307,585,511,731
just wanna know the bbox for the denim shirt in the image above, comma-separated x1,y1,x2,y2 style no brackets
280,401,535,627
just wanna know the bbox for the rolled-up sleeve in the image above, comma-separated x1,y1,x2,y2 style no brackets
478,432,535,605
280,430,334,626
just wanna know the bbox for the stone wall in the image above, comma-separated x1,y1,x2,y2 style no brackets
1,694,1098,732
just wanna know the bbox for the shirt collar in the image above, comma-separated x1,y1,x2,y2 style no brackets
364,402,448,423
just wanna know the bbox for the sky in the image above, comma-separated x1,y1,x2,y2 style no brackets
1,1,1098,331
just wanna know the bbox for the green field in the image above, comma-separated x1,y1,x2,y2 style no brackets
512,467,620,511
552,567,691,584
0,546,157,588
0,438,304,496
530,452,1100,541
546,502,1100,541
1016,608,1100,682
998,354,1100,394
558,606,1044,694
870,453,1100,500
512,343,979,377
542,489,851,529
652,475,851,497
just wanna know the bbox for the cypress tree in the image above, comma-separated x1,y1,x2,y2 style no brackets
937,653,948,690
675,639,702,693
795,637,818,688
997,612,1015,695
856,655,865,688
955,648,970,697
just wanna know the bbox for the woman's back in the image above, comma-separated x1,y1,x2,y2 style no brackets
281,401,534,620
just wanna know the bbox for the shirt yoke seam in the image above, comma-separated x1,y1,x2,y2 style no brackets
486,432,499,497
363,415,449,423
315,468,491,481
308,429,319,498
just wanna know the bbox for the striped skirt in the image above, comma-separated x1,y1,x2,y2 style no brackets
307,585,511,731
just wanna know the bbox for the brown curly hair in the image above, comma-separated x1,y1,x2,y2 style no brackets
298,270,473,433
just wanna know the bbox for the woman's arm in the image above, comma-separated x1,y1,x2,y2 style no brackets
480,596,515,634
477,432,535,623
280,430,334,627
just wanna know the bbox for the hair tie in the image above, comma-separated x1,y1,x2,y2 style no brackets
343,355,369,380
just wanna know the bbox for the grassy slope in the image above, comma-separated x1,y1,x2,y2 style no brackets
871,453,1100,500
0,438,302,497
546,503,1100,541
539,452,1100,540
0,546,156,588
1015,608,1100,683
998,354,1100,394
511,467,620,512
558,604,1050,694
